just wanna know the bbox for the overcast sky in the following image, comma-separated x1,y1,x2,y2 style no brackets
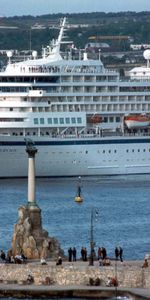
0,0,150,17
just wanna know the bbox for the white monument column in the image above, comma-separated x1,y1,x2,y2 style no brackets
25,139,38,206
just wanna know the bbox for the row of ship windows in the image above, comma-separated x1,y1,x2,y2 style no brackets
34,116,120,125
0,75,116,83
1,148,150,154
100,149,150,154
50,149,150,154
48,159,150,164
34,117,82,125
1,86,150,93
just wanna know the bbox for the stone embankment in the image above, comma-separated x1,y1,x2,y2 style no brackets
0,259,149,288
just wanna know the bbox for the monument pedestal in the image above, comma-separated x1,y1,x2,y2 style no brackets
11,205,63,259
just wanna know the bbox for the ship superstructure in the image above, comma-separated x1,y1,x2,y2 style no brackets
0,18,150,177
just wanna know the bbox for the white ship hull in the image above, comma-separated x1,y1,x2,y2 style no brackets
1,135,150,177
1,18,150,178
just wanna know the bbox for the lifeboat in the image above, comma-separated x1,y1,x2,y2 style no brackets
124,115,150,129
90,114,102,124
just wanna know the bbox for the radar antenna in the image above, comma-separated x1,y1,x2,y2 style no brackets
143,50,150,68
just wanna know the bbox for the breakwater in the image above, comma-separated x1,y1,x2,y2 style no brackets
0,261,149,299
0,260,149,288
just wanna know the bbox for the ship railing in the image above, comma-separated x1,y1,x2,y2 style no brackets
1,63,119,75
51,133,98,139
128,77,150,82
124,131,150,137
58,131,150,139
4,130,150,139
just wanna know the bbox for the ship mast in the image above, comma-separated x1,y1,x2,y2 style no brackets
50,17,66,55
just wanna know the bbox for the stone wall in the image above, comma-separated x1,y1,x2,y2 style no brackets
0,262,150,288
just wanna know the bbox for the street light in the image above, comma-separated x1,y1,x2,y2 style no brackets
89,208,99,266
115,257,118,299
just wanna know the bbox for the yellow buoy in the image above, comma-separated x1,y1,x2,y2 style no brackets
75,196,83,203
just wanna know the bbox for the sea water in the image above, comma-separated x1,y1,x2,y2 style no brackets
0,174,150,260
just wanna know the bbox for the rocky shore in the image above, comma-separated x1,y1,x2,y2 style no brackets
0,259,150,299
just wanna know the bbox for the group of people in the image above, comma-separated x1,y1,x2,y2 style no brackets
98,246,124,262
67,246,124,263
97,247,107,260
0,249,27,264
68,247,77,261
68,247,89,262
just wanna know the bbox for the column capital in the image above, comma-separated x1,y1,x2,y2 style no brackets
25,138,38,158
26,148,37,158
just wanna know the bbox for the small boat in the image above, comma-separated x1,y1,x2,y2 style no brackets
75,177,83,203
124,115,150,129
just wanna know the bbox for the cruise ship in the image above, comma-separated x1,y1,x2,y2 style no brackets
1,17,150,177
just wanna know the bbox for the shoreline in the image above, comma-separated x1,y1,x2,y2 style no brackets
0,284,150,299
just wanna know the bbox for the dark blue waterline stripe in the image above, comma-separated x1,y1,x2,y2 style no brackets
1,172,150,179
1,138,150,146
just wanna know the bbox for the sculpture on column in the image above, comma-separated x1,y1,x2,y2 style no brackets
25,138,38,206
11,139,64,259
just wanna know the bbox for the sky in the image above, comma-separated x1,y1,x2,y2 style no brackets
0,0,150,17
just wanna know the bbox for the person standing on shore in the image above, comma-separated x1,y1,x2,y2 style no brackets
142,258,148,268
115,247,119,260
81,247,84,261
97,247,102,260
119,246,123,262
0,250,6,261
68,247,73,262
72,247,77,261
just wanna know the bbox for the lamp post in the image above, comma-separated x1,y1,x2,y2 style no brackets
115,256,118,299
89,208,99,266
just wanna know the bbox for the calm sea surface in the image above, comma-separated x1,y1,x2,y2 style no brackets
0,174,150,260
